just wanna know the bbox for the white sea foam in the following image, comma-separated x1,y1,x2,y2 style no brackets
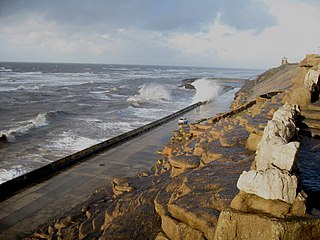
0,67,13,72
192,78,223,103
123,106,168,120
0,111,64,142
127,83,171,103
90,91,111,100
0,165,29,184
49,131,101,152
215,87,241,104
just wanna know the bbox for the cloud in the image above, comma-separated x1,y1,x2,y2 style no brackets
0,0,275,33
168,0,320,68
0,0,319,68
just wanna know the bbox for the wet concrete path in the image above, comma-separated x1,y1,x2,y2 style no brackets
0,89,237,239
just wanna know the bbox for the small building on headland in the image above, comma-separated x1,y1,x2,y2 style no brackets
281,56,288,65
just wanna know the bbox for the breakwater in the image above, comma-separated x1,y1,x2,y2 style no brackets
0,102,202,201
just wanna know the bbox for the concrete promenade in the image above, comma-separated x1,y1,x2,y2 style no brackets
0,90,236,239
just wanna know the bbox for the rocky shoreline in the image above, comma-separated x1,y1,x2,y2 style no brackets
26,55,320,240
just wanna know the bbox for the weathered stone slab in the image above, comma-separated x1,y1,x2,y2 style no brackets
214,209,320,240
169,155,201,170
161,215,205,240
230,191,291,218
237,167,297,203
168,203,217,240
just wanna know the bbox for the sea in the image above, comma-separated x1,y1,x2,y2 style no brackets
0,62,262,184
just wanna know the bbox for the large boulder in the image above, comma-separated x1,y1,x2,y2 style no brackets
230,191,291,218
255,135,299,171
304,69,320,92
214,209,320,240
254,104,300,172
236,167,297,204
289,87,311,109
161,215,205,240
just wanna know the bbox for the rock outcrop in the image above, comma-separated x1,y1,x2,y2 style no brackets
286,54,320,108
214,55,320,240
236,104,300,204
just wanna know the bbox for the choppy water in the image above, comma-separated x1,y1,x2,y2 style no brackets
0,62,262,184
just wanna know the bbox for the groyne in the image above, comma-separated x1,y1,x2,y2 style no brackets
0,102,201,201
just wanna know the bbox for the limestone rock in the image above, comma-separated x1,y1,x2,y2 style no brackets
161,145,175,157
255,135,300,171
169,155,201,177
168,203,217,240
237,167,297,203
304,69,320,91
215,209,320,240
254,104,300,172
92,212,105,231
169,155,200,170
193,144,205,156
170,167,186,178
290,192,307,216
155,231,170,240
194,123,212,130
54,216,74,230
299,54,320,68
289,87,311,109
201,150,222,164
79,219,93,240
245,133,262,151
161,215,205,240
189,125,206,137
112,177,135,196
231,191,291,218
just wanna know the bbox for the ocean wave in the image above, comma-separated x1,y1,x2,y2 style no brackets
49,131,101,152
127,83,172,104
0,67,13,72
0,110,68,142
0,165,29,184
192,78,223,103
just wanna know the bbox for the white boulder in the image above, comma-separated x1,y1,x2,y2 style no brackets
237,167,298,204
304,69,320,92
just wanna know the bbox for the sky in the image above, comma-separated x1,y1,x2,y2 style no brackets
0,0,320,69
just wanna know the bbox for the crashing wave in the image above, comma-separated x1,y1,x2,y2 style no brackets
127,83,172,104
0,110,67,142
192,78,224,103
0,67,13,72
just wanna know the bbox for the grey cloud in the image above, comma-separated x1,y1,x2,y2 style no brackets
219,0,277,33
0,0,276,33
